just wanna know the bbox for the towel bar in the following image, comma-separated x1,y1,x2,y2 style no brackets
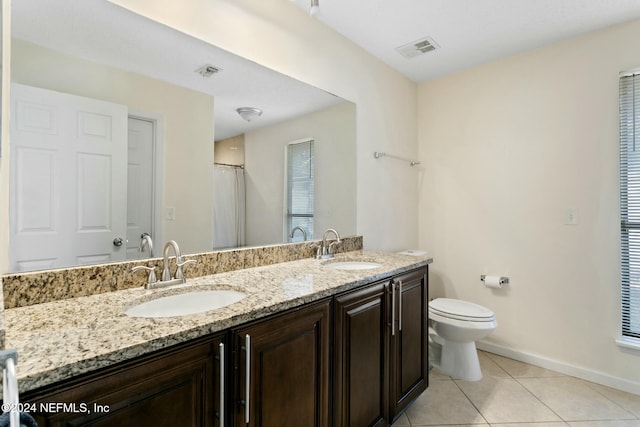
373,151,420,166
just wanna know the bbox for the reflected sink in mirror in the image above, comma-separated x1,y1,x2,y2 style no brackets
124,288,246,318
323,261,383,271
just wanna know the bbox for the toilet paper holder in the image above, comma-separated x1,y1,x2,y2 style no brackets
480,275,509,285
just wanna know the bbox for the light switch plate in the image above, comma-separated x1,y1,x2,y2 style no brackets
166,207,176,221
564,208,579,225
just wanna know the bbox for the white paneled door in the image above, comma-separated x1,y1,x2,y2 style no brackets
10,83,128,272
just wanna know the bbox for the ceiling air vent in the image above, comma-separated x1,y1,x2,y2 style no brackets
195,64,221,77
395,37,439,59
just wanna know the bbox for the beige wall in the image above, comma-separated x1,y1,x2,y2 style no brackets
106,0,419,252
244,102,356,246
215,135,245,166
9,39,214,255
419,20,640,392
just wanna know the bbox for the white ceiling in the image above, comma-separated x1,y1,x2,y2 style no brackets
12,0,640,137
292,0,640,83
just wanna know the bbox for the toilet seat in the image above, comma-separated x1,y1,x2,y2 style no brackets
429,298,495,322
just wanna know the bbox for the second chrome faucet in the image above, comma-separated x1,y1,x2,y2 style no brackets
317,228,341,259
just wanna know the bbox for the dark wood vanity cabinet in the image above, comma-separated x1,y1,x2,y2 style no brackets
389,268,429,421
17,265,427,427
22,334,225,427
334,266,429,427
334,281,389,427
231,298,331,427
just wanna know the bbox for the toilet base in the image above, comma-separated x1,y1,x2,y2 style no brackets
429,335,482,381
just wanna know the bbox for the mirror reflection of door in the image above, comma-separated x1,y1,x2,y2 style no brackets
9,84,155,272
126,117,155,260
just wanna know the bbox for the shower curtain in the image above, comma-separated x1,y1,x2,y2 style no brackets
213,164,246,249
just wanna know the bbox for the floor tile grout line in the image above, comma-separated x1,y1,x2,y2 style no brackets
417,351,640,426
483,351,567,424
487,423,569,426
483,351,638,423
451,378,491,426
481,351,514,379
514,373,639,422
467,352,569,424
513,376,570,423
579,378,640,421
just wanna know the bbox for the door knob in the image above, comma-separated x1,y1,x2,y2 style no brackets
113,237,125,247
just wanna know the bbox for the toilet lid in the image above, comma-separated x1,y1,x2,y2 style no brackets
429,298,495,321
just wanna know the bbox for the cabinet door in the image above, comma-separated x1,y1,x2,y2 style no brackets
22,334,224,427
233,299,331,427
334,282,389,427
389,268,429,420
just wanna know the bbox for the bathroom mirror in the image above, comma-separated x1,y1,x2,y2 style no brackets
7,0,356,273
0,0,2,158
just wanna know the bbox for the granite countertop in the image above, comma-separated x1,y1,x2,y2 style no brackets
3,250,431,394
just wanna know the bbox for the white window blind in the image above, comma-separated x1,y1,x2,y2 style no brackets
620,72,640,339
286,140,314,242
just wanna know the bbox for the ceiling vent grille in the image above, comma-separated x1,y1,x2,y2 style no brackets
195,64,221,77
395,37,439,59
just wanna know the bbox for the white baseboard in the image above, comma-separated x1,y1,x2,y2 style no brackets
476,340,640,396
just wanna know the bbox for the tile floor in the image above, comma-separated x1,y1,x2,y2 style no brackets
393,351,640,426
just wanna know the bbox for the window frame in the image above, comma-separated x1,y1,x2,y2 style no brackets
284,138,315,243
619,70,640,340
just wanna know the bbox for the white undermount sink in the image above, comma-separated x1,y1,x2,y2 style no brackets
323,261,382,271
124,289,246,318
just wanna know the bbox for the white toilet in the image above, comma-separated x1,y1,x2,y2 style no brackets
428,298,497,381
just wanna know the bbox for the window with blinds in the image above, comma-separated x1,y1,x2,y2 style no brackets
286,139,314,242
620,72,640,340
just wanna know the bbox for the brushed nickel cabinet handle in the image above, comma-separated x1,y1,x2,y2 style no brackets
245,334,251,424
219,342,224,427
391,283,396,336
398,280,403,332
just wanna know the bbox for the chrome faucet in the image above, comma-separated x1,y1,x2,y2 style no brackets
162,240,185,281
165,240,196,283
318,228,341,259
289,226,307,242
132,240,196,289
139,233,154,258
